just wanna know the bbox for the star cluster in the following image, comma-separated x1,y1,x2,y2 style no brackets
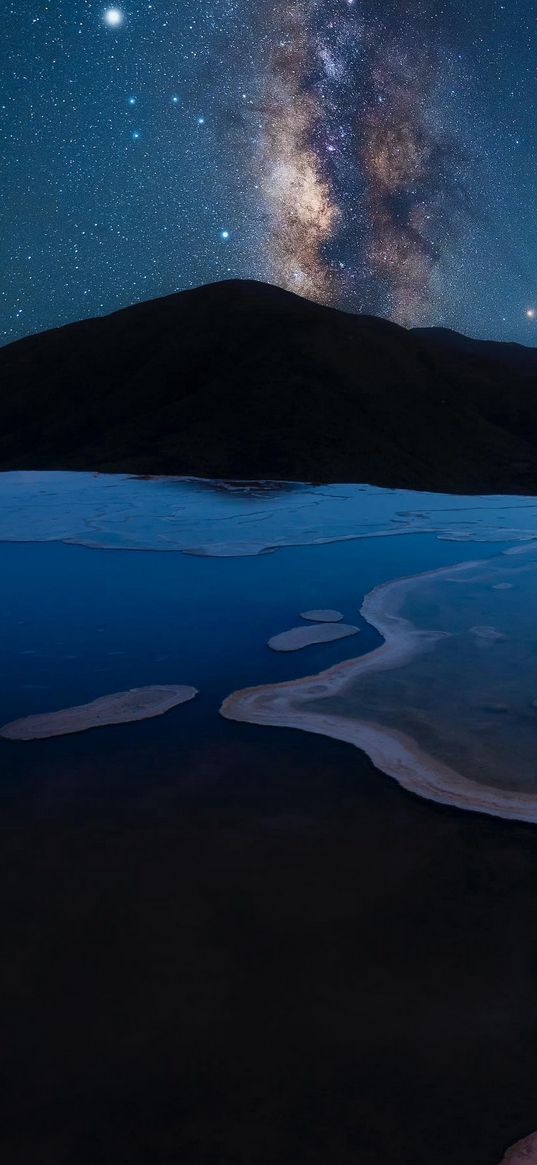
257,3,340,302
2,0,536,344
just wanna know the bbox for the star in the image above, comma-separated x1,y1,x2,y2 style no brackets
3,0,537,349
103,8,125,28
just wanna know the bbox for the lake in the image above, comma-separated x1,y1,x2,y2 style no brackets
0,472,535,1165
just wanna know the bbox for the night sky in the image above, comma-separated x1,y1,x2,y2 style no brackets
2,1,536,346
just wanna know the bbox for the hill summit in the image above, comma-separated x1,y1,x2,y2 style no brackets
1,279,537,492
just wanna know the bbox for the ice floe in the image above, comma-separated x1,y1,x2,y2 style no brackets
3,471,537,556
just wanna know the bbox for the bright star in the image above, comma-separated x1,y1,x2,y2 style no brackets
103,8,125,27
132,130,141,140
220,230,230,240
128,96,137,106
526,309,535,319
197,116,205,125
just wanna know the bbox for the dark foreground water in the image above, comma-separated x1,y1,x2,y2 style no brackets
0,478,536,1165
0,532,500,814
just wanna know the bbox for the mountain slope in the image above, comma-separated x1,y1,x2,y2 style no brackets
1,279,536,491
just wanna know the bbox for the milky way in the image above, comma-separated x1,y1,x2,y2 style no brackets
360,40,469,324
258,4,340,303
257,0,471,324
2,0,536,344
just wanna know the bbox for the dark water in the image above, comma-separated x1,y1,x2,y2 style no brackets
0,532,507,817
0,531,535,1165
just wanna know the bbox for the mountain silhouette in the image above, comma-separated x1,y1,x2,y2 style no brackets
1,279,536,491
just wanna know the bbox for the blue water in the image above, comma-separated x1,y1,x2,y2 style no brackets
0,532,511,810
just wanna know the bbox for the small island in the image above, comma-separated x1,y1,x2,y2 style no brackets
268,623,359,652
1,685,198,740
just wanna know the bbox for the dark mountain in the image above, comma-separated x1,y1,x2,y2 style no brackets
412,325,537,375
1,278,537,491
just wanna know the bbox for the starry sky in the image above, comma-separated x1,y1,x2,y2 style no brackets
2,0,536,346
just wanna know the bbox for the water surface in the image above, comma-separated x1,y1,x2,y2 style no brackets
1,473,536,1165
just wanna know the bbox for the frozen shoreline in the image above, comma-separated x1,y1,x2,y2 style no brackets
221,560,537,825
3,471,537,556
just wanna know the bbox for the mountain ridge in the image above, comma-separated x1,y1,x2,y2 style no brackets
1,278,536,492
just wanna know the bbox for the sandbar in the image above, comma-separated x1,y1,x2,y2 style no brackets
221,559,537,824
300,609,343,622
268,624,359,652
1,685,198,740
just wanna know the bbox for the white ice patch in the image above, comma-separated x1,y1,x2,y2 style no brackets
2,472,537,556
